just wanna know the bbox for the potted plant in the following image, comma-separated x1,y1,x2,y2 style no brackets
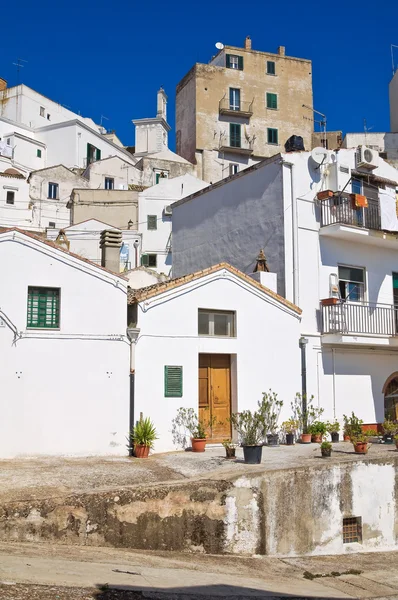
320,440,332,458
258,390,283,447
291,393,324,444
171,407,216,452
309,421,327,443
282,419,298,445
382,420,398,444
229,409,265,464
326,420,340,443
351,433,370,454
343,412,363,444
222,438,236,459
130,416,158,458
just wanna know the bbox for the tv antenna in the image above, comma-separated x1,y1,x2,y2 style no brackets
215,42,224,50
100,115,109,127
12,58,28,84
391,44,398,75
303,104,327,142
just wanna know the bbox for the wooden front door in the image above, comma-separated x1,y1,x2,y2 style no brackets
199,354,231,442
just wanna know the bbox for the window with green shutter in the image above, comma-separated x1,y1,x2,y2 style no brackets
266,93,278,109
267,128,278,145
230,123,241,148
96,148,101,161
27,287,60,329
267,61,276,75
226,54,243,70
164,366,183,397
147,215,157,230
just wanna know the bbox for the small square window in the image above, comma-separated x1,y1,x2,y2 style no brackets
147,215,157,230
266,93,278,110
48,221,56,228
148,254,157,267
104,177,114,190
40,106,45,117
198,310,235,337
6,191,15,205
267,61,276,75
27,287,60,329
267,128,278,145
48,182,59,199
47,113,51,120
229,164,239,176
343,517,362,544
37,149,42,158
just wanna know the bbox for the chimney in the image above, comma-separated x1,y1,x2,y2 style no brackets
0,78,7,92
277,46,285,56
244,36,252,50
100,230,123,273
249,250,277,292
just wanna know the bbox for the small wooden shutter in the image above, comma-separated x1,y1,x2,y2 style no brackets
267,93,277,109
141,254,149,266
87,143,91,164
226,54,231,68
238,56,244,70
147,215,157,230
230,123,241,147
165,366,183,397
96,148,101,161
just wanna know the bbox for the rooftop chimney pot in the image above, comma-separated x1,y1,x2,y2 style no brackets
244,36,252,50
277,46,285,56
100,229,123,273
0,78,7,92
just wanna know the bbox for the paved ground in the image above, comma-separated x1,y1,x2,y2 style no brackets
1,542,398,599
0,442,396,503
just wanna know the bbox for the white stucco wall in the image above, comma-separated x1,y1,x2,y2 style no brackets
0,174,30,229
85,156,141,189
133,268,301,453
0,230,130,457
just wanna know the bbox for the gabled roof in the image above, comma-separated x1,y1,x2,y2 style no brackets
0,228,128,282
141,173,208,198
128,262,301,314
27,164,88,182
63,218,121,231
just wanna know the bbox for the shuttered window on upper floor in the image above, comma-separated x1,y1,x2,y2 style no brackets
226,54,243,70
164,366,183,397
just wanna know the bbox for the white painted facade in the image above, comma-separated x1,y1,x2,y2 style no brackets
342,132,398,167
0,172,30,229
132,265,301,453
138,174,208,275
0,228,130,457
83,156,141,189
172,148,398,428
46,219,142,271
389,70,398,132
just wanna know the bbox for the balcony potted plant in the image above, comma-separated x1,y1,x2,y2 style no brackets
382,420,398,444
291,393,324,444
171,407,216,452
351,430,377,455
130,416,158,458
326,420,340,443
320,440,332,458
309,421,327,443
229,409,265,464
343,412,362,444
258,390,283,447
282,419,298,445
321,297,339,306
222,438,236,459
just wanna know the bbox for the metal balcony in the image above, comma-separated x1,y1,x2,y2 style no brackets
320,193,381,231
321,300,398,337
219,139,254,156
219,98,254,118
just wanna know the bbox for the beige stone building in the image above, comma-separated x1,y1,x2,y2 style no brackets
176,37,313,183
67,188,140,229
312,131,343,150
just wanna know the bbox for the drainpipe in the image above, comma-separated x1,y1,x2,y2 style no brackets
332,348,336,419
299,336,308,433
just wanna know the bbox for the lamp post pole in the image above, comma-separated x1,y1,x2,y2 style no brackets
299,337,308,433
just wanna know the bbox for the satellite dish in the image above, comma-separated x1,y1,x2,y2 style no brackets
311,147,329,165
215,42,224,50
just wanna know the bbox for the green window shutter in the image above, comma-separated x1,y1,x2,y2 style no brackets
147,215,157,230
164,366,183,397
267,61,275,75
141,254,149,267
393,273,398,289
226,54,231,68
267,93,278,109
155,173,160,184
87,143,91,164
230,123,241,148
27,287,60,329
96,148,101,161
267,128,278,145
238,56,244,70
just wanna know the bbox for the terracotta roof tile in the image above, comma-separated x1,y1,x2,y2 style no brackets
128,262,301,314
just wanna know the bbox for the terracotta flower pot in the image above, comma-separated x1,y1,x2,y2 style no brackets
354,442,368,454
134,444,150,458
344,434,350,442
300,433,312,444
191,438,206,452
311,434,322,443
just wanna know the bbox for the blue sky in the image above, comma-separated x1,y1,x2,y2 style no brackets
1,0,397,149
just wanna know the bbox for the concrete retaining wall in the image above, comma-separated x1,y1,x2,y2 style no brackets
1,457,397,556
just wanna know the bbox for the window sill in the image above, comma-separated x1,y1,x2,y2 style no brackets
198,335,237,339
26,327,60,331
266,107,278,111
267,142,279,146
266,73,277,76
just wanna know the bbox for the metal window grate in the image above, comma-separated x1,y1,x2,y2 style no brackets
343,517,362,543
27,287,60,329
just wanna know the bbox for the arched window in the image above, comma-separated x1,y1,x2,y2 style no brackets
383,373,398,420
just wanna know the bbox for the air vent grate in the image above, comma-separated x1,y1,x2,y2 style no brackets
343,517,362,543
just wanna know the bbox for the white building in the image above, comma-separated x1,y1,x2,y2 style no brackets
342,133,398,169
130,263,301,453
83,156,141,189
390,69,398,132
0,170,30,229
138,174,208,275
46,219,142,271
0,228,130,457
172,147,398,428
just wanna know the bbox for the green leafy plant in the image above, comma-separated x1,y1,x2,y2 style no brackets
343,412,363,439
229,409,265,446
222,438,235,449
171,407,216,447
320,441,332,450
326,420,340,434
281,419,299,434
291,393,324,434
258,390,283,435
308,421,327,438
383,420,398,435
130,417,158,449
